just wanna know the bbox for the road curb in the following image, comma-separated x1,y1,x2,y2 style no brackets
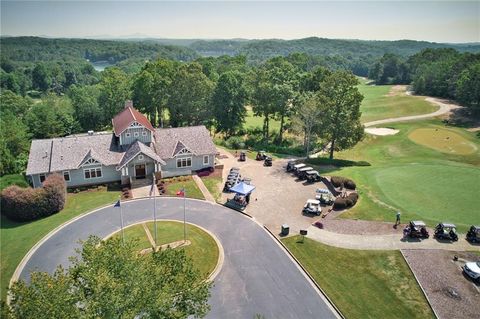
400,249,439,319
263,226,345,319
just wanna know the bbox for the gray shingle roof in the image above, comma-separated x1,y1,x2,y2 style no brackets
26,139,52,175
26,133,124,175
117,141,165,169
153,126,217,159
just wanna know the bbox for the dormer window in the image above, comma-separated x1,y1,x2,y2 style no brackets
126,132,131,138
134,132,139,137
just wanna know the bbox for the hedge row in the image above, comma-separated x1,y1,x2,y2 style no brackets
333,192,359,210
330,176,357,190
1,174,66,221
305,158,370,167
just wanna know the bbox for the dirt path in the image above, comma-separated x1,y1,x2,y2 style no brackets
364,96,462,127
305,226,479,251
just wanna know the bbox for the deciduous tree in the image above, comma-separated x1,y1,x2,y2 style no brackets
98,67,130,122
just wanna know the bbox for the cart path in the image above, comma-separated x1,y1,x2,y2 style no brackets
16,197,339,319
192,174,216,203
306,226,479,251
364,96,462,127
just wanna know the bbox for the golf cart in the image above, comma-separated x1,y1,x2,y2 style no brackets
239,151,246,161
223,168,241,191
292,163,306,174
302,199,322,216
264,156,273,167
256,151,267,161
297,167,314,179
434,223,458,241
466,225,480,243
405,221,430,239
305,170,321,183
286,160,297,172
316,189,335,205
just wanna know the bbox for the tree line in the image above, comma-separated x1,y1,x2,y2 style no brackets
369,49,480,114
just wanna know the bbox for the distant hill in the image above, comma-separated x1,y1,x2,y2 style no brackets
188,37,480,61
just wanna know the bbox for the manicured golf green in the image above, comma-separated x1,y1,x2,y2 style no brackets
409,128,477,155
112,221,219,278
282,236,434,319
0,186,120,300
357,82,438,123
312,120,480,232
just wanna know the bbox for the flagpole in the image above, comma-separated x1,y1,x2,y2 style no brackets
119,197,125,244
153,174,157,247
183,186,186,243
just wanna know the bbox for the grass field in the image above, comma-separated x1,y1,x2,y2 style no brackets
313,120,480,232
112,221,219,278
409,127,478,155
0,186,120,300
283,236,434,319
201,176,222,201
163,175,204,200
0,174,29,191
244,108,281,132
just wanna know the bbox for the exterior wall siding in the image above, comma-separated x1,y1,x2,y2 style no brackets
66,165,121,187
120,126,152,146
125,153,156,178
161,154,214,178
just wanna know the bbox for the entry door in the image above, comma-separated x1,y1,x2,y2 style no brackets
135,164,146,179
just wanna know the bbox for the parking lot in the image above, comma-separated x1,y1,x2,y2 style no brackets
218,149,331,236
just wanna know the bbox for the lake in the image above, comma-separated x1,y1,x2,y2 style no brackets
90,60,115,72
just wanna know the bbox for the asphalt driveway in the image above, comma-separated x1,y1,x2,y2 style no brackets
18,197,338,319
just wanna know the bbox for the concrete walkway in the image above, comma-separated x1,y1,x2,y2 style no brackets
131,178,157,198
306,226,479,251
192,174,215,203
364,96,462,127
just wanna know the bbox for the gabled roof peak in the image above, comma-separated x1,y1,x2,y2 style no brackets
111,102,155,136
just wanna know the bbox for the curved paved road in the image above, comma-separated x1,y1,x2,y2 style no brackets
19,198,338,319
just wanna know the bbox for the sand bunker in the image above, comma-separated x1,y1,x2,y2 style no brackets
365,128,399,136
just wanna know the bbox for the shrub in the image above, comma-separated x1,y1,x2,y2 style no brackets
1,173,66,221
330,176,357,190
225,136,245,150
333,192,359,210
306,158,370,167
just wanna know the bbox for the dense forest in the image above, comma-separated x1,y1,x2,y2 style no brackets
1,36,479,177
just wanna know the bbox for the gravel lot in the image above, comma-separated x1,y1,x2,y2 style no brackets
402,249,480,319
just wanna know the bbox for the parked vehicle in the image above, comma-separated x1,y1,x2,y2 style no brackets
264,156,273,167
302,199,321,216
239,151,246,161
463,261,480,282
316,192,335,205
297,167,314,179
466,225,480,243
292,163,306,174
405,221,430,239
286,160,297,172
305,170,321,183
224,168,241,191
434,223,458,241
256,151,267,161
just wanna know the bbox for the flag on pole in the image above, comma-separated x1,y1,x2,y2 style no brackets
114,200,121,207
176,188,185,197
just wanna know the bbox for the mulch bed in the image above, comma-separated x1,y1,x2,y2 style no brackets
402,249,480,319
319,218,406,235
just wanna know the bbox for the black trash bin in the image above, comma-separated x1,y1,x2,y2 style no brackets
281,224,290,236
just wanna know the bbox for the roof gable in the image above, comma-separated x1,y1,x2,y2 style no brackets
117,141,165,170
111,104,155,137
78,150,104,167
172,141,195,157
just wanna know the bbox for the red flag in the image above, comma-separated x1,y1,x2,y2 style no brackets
176,188,185,197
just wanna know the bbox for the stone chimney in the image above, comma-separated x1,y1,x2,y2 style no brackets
124,100,133,109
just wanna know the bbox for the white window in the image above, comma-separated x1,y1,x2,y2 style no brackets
142,131,147,136
125,132,131,138
203,155,209,165
39,174,46,183
84,167,102,179
134,132,139,137
176,157,192,168
63,171,70,181
138,155,144,161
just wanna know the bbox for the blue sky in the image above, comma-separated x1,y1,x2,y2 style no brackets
1,1,479,43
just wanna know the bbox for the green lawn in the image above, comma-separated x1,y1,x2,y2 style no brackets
357,82,438,123
0,186,120,300
112,221,219,279
163,175,204,200
0,174,29,191
282,236,434,319
244,108,281,132
313,120,480,232
201,176,222,201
